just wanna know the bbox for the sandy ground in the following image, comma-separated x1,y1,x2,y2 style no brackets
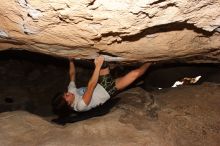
0,83,219,146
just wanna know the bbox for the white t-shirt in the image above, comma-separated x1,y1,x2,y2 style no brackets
68,81,110,112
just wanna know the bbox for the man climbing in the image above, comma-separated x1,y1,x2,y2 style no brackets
54,56,151,112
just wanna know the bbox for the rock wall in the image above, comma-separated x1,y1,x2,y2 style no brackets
0,0,220,62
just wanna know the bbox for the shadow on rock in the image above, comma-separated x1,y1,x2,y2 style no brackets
52,98,120,125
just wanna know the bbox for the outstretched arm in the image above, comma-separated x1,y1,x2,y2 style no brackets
82,56,104,105
69,60,76,81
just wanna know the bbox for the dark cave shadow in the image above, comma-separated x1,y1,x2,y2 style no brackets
143,63,220,90
121,22,214,42
0,49,71,117
51,98,120,125
0,49,68,68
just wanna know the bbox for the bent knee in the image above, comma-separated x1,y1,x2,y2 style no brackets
100,68,110,76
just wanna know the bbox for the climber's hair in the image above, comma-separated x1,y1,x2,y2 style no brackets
51,92,71,117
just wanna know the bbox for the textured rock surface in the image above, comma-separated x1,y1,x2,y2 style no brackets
0,0,220,62
0,84,220,146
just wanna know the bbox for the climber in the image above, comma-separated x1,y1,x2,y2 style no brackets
53,55,151,112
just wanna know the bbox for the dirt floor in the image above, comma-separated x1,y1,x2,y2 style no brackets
0,83,219,146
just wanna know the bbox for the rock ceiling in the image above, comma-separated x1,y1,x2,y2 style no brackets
0,0,220,62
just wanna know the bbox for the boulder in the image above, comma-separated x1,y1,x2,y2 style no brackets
0,0,219,62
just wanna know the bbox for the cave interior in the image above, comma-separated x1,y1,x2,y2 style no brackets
0,49,219,121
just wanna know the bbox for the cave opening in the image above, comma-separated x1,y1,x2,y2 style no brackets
0,50,219,121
